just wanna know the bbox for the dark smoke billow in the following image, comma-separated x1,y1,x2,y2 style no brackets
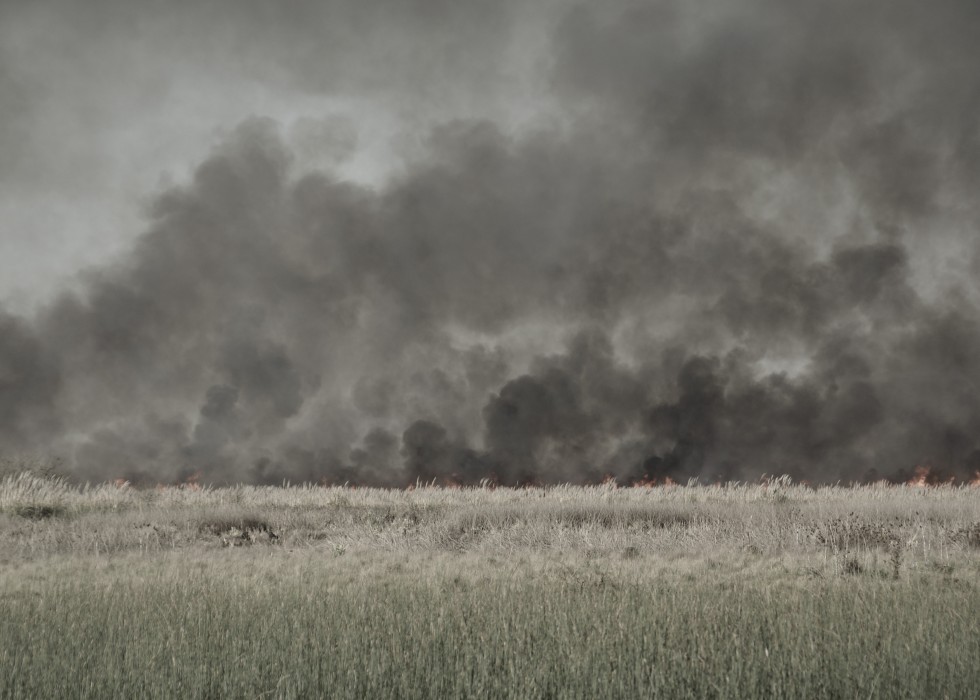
3,0,980,486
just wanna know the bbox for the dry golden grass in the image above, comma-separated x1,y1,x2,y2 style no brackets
2,471,978,573
2,470,979,698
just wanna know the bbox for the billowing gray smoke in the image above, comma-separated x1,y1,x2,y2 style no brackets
3,0,980,485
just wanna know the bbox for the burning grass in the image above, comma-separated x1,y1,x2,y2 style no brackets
1,473,979,698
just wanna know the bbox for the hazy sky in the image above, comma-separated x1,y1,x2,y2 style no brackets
2,0,980,485
0,0,560,310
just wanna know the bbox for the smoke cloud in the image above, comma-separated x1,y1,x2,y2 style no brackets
3,0,980,485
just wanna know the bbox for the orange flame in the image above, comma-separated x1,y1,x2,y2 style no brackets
631,476,677,488
904,465,956,487
907,466,931,487
442,475,463,489
181,471,203,491
151,471,204,491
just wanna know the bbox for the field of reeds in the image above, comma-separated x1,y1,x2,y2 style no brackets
2,467,979,698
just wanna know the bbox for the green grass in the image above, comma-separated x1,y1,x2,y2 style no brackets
1,472,979,698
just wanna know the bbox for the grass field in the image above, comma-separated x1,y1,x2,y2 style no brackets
2,471,979,698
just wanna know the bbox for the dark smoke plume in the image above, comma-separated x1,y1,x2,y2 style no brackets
3,0,980,485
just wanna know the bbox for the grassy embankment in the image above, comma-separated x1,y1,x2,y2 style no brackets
2,471,979,698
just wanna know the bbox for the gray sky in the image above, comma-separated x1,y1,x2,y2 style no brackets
0,0,559,310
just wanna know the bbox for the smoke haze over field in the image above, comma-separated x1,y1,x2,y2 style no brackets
2,0,980,485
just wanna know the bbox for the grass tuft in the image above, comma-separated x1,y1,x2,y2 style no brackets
13,504,66,520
